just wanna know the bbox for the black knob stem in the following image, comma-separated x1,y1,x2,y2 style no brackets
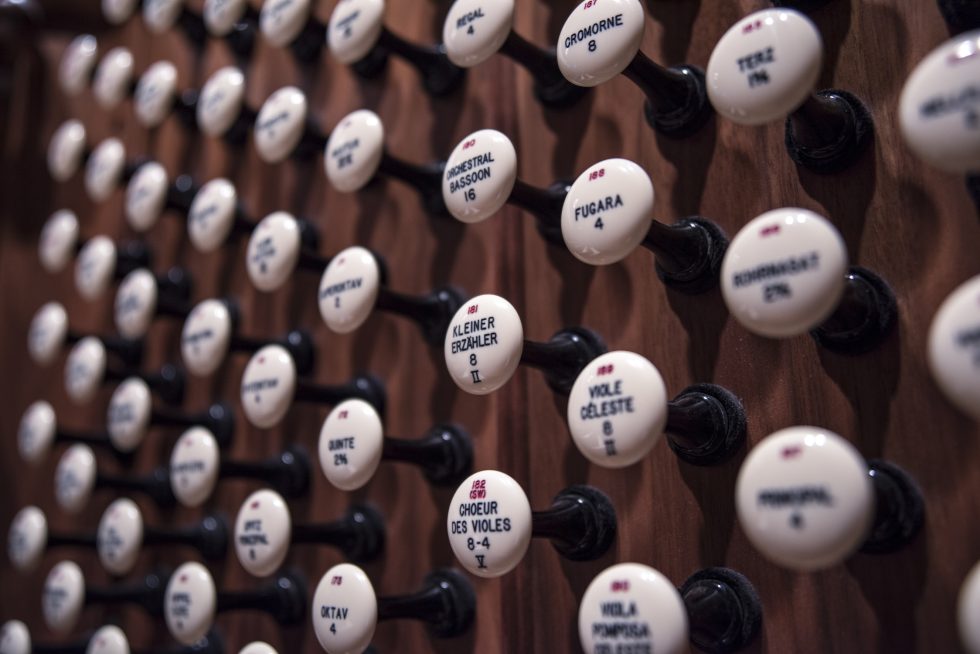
531,485,616,561
381,424,472,486
860,459,925,554
376,286,466,345
521,328,608,394
144,515,228,561
45,530,98,549
499,31,586,108
291,503,386,563
141,364,187,405
97,467,176,507
623,51,712,137
785,89,873,173
219,445,311,499
116,240,152,278
665,384,747,466
294,374,387,417
151,402,235,448
376,28,465,96
679,567,763,653
509,179,568,240
810,266,897,355
174,8,208,47
215,572,306,625
99,334,145,368
290,17,327,63
642,217,728,294
55,428,134,467
376,568,475,638
378,152,447,215
84,571,166,616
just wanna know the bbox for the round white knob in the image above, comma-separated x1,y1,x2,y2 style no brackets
74,236,117,301
235,489,292,576
204,0,248,37
114,269,158,339
928,274,980,421
182,299,234,376
107,377,153,452
960,561,980,654
246,212,304,292
735,426,874,571
87,625,131,654
0,620,31,654
579,563,688,654
567,351,668,468
8,506,48,572
143,0,185,34
260,0,311,48
84,138,127,202
65,337,108,404
240,344,297,428
317,399,383,491
441,129,517,224
444,294,523,395
170,427,221,508
317,246,381,334
556,0,645,87
720,208,847,338
442,0,513,68
59,34,98,96
327,0,385,65
311,562,378,654
39,209,80,273
125,162,169,232
561,158,654,265
706,8,822,126
197,67,246,138
54,444,98,513
18,401,57,464
323,109,385,193
97,498,144,576
93,47,134,110
102,0,138,24
446,470,531,578
239,643,278,654
134,61,179,128
188,178,240,253
28,301,69,365
254,86,308,163
47,120,87,182
900,30,980,174
42,560,85,634
165,561,217,645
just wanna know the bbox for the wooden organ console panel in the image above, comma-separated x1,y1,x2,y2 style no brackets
0,0,978,652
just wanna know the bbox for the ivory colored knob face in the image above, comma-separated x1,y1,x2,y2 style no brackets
85,138,127,202
8,506,48,572
561,158,654,265
254,87,307,163
65,337,108,404
39,210,80,273
125,162,169,232
442,129,517,224
115,269,158,340
556,0,645,87
28,301,69,365
197,67,246,137
260,0,311,48
47,120,87,182
188,178,238,252
235,489,292,576
55,445,98,514
567,351,668,468
0,620,31,654
59,34,98,96
323,109,384,193
446,470,532,578
103,0,138,24
311,563,378,654
246,212,303,292
107,377,153,452
204,0,248,36
170,428,221,508
900,30,980,174
720,208,847,338
182,299,234,376
165,562,217,646
327,0,385,65
87,625,131,654
579,563,689,654
317,246,381,334
960,561,980,654
240,345,297,428
444,294,523,395
75,236,117,300
143,0,185,34
317,399,384,491
443,0,513,67
18,401,57,464
93,48,134,110
97,498,144,576
735,426,874,571
134,61,179,128
42,560,85,634
239,643,278,654
706,8,823,126
928,275,980,421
